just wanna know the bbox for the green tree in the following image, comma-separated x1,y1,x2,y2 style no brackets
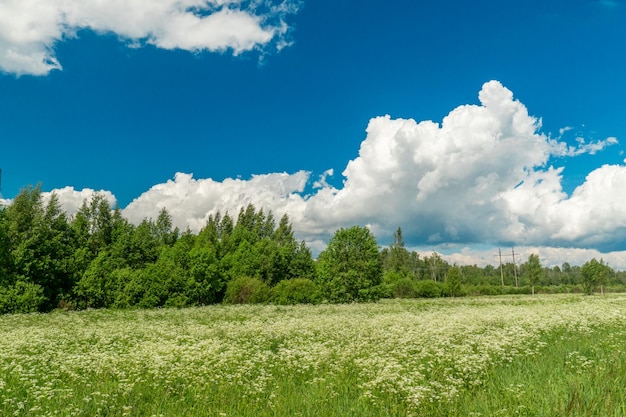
0,207,14,286
445,266,462,297
75,251,120,308
5,185,45,289
187,245,223,305
124,219,161,268
288,241,316,280
72,193,114,256
383,227,412,276
581,258,610,295
425,252,448,282
223,239,260,281
316,226,382,302
213,208,314,287
525,254,542,295
5,187,74,310
154,207,179,247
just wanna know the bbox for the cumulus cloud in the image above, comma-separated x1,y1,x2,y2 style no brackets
123,171,309,232
439,245,626,270
0,0,301,76
551,164,626,249
301,81,624,253
42,187,117,215
43,80,626,265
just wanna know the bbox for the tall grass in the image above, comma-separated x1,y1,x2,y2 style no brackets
421,317,626,416
0,295,625,416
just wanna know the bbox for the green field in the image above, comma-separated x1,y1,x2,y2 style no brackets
1,295,625,416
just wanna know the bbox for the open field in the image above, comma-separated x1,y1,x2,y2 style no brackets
1,295,625,416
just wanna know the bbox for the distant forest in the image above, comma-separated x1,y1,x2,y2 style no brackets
1,186,624,314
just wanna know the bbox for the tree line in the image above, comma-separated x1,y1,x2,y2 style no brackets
0,186,623,314
379,228,622,298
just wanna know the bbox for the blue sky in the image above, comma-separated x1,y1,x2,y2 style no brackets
1,0,626,267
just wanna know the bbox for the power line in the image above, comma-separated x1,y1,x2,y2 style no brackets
494,247,522,287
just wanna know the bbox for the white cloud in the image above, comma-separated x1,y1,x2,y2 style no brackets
559,126,573,135
548,135,618,157
123,171,309,232
42,187,117,215
551,164,626,248
0,0,301,76
41,80,626,266
298,80,557,244
312,168,334,189
437,245,626,270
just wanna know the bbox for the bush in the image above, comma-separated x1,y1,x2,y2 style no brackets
164,294,190,308
0,281,46,314
442,282,466,298
390,277,417,298
466,284,502,296
506,285,533,295
415,280,443,298
357,285,384,302
271,278,320,305
224,276,270,304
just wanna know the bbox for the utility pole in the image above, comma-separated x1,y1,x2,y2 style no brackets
499,248,504,287
512,247,519,288
495,247,521,287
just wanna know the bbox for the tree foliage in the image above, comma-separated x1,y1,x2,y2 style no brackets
525,254,542,295
1,186,626,314
0,195,324,312
581,258,610,295
316,226,383,302
445,266,463,297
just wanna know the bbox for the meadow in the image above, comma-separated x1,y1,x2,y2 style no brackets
1,295,625,416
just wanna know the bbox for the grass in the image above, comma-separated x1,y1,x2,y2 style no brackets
0,295,625,416
422,320,626,416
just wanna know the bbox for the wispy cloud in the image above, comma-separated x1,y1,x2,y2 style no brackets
548,135,618,156
559,126,573,135
0,0,301,76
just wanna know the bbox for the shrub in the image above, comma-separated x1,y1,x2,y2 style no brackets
224,276,270,304
390,277,418,298
466,284,502,296
271,278,320,305
357,285,384,302
164,294,190,308
415,280,443,298
0,281,46,314
500,285,530,295
442,282,466,298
